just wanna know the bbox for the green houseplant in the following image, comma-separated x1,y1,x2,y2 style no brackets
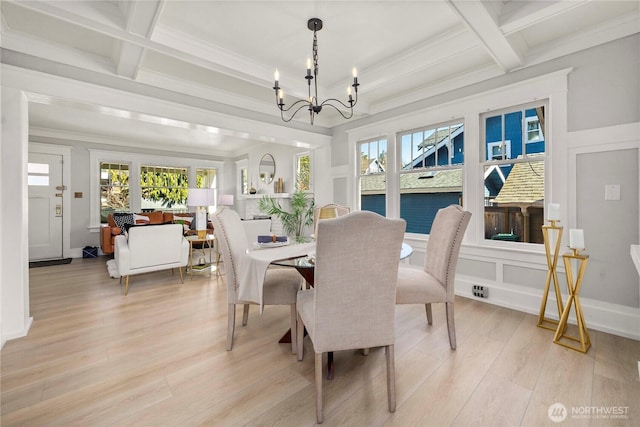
258,182,314,241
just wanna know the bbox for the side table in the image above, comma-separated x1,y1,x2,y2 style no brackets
186,234,219,279
553,250,591,353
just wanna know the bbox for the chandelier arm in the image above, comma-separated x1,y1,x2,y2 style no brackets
278,98,310,114
319,100,354,119
280,102,313,123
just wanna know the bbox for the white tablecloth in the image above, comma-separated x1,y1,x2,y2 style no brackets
238,242,315,308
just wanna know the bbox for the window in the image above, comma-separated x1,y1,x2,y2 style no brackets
526,116,543,143
399,121,464,234
487,140,511,160
100,162,129,222
140,165,188,213
295,152,311,191
28,163,49,186
482,103,546,244
358,138,387,216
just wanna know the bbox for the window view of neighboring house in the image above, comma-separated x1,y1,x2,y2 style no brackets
482,104,546,244
100,162,130,222
358,138,387,216
399,121,465,234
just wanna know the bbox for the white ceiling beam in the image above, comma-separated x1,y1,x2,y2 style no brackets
115,0,163,79
447,0,523,72
499,0,591,36
5,0,274,89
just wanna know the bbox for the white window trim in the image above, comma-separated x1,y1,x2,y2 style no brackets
235,158,248,197
346,67,570,257
89,149,223,231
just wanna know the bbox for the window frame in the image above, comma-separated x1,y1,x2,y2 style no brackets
346,68,569,254
398,119,465,235
357,137,388,214
294,151,313,191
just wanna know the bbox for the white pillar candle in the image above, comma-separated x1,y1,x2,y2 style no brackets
547,203,560,221
569,228,584,249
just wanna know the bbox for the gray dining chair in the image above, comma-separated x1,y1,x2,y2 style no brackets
396,204,471,350
212,207,302,353
296,211,406,423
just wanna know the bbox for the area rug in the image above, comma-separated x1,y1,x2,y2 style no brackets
106,259,120,279
29,258,72,268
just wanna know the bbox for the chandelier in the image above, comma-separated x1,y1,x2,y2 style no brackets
273,18,359,125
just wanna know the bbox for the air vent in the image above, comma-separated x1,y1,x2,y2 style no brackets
418,171,438,179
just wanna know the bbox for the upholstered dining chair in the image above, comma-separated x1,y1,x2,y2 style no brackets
312,203,350,237
396,204,471,350
212,207,302,353
296,211,406,423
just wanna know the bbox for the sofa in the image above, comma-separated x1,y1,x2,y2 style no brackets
101,211,210,255
114,223,189,294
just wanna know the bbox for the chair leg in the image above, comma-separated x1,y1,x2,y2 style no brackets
296,312,304,361
178,267,184,284
446,302,456,350
386,344,396,412
242,304,250,326
425,303,433,325
315,352,324,424
290,304,297,354
124,275,130,295
227,303,236,351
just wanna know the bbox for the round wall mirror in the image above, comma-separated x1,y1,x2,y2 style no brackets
259,154,276,184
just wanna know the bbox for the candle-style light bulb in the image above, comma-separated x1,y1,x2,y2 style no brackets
278,89,284,103
347,86,353,102
352,67,357,78
274,69,279,83
306,58,312,77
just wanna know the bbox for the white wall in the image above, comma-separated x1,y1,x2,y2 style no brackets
1,87,32,347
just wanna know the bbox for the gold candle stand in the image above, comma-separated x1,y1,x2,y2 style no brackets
537,220,565,330
553,249,591,353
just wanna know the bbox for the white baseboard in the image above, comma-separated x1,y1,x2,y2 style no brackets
456,276,640,341
1,316,33,350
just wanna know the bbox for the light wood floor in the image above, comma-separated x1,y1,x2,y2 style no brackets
1,256,639,426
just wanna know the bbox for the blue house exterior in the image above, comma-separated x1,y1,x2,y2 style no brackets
361,107,545,235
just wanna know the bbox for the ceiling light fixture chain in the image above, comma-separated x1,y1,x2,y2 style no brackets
273,18,359,125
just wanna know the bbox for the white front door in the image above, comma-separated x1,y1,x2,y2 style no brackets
28,152,64,260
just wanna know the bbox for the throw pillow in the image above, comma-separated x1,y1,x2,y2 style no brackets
133,214,150,224
113,213,134,233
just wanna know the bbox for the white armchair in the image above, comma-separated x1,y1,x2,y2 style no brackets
114,223,189,295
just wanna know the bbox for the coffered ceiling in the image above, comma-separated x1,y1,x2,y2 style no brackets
1,1,638,155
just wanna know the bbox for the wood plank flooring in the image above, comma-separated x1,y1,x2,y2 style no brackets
1,256,639,426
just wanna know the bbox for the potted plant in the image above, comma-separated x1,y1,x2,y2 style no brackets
258,182,314,241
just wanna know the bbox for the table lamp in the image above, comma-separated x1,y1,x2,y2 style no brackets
187,188,215,239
